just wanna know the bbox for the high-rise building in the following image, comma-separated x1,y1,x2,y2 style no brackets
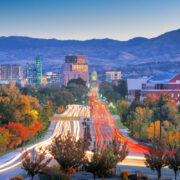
62,56,89,86
25,56,42,84
35,56,42,84
0,64,22,84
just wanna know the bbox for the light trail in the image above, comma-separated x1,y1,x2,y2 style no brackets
89,88,149,154
0,105,88,174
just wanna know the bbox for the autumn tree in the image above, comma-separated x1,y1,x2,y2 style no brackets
7,122,29,148
147,121,161,140
166,145,180,180
85,146,117,180
127,107,152,139
143,93,159,109
0,127,9,152
109,138,128,162
50,132,86,177
22,149,52,180
144,143,167,180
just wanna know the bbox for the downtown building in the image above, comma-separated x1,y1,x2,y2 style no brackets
61,56,89,86
0,64,23,85
106,71,121,82
127,73,180,102
142,73,180,101
25,56,42,84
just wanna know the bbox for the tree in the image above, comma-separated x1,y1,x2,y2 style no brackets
85,146,117,180
153,94,177,140
99,81,116,101
52,90,74,107
109,138,128,162
113,79,128,99
127,107,152,139
147,121,161,140
109,138,128,175
166,145,180,180
116,100,129,125
68,78,86,87
0,127,9,152
22,149,52,180
144,143,167,179
143,94,159,109
7,122,29,148
50,132,86,177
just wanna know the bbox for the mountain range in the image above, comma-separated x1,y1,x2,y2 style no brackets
1,29,180,77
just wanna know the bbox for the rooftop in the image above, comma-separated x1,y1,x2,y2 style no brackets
148,73,177,83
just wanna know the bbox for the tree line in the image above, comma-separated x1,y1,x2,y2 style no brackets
0,83,54,153
116,94,180,145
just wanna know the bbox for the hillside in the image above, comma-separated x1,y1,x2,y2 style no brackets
0,29,180,77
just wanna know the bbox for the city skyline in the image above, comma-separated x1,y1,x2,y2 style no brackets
0,0,180,40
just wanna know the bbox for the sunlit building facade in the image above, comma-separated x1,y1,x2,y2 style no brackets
62,56,89,86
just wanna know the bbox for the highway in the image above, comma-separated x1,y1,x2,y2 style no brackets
0,105,88,178
89,88,149,154
0,93,179,179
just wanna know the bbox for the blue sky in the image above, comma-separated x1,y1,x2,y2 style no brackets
0,0,180,40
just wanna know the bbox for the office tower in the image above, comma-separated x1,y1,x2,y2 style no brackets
62,56,89,86
25,56,42,84
35,56,42,84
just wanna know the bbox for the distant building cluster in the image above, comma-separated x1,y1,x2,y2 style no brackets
0,55,90,87
2,53,180,104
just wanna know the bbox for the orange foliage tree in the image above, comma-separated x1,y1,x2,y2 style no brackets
0,85,43,151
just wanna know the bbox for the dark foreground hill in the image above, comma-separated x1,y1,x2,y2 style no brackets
1,29,180,77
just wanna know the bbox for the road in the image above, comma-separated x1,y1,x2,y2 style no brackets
0,96,179,179
89,88,149,154
0,105,88,179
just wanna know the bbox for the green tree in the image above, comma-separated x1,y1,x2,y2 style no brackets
109,138,128,162
85,146,117,180
116,100,129,125
153,95,177,140
113,79,128,99
50,132,86,177
68,77,86,87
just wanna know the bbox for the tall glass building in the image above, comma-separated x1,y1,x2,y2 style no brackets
25,56,42,84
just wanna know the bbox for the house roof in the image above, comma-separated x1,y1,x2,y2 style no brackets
149,73,177,83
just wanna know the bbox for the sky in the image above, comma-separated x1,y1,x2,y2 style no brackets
0,0,180,40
